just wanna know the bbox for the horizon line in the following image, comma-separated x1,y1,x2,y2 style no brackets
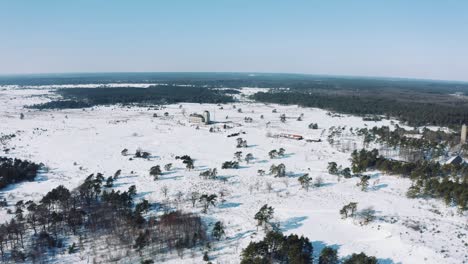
0,71,467,84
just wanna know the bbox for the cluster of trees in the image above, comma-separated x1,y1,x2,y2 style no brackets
357,126,450,160
149,165,162,180
308,123,319,129
233,151,254,164
248,205,378,263
135,149,152,159
339,202,376,226
30,85,235,109
175,155,195,170
350,149,468,211
241,231,377,264
200,168,218,180
222,161,239,169
327,162,352,179
269,148,286,159
254,204,275,230
0,173,207,262
298,174,312,191
241,231,313,264
236,138,248,148
270,164,286,177
0,157,42,189
297,174,324,191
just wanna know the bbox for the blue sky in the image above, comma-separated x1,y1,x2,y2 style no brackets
1,0,467,81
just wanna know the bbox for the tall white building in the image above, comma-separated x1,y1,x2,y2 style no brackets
461,124,467,144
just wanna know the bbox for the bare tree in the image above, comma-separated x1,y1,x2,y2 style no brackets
190,192,199,207
161,185,169,198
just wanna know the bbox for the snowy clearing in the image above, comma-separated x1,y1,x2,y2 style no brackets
0,86,466,264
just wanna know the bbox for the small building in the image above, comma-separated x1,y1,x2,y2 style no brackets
189,111,210,125
445,155,463,165
279,133,303,140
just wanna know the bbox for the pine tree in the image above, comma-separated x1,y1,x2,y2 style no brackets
319,247,339,264
254,204,274,230
212,221,225,241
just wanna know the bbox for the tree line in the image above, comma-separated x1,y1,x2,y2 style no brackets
29,85,235,109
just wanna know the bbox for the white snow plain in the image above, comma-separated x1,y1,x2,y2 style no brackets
0,86,466,264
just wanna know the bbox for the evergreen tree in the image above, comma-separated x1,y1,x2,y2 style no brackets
212,221,225,241
254,204,274,230
343,252,377,264
319,247,339,264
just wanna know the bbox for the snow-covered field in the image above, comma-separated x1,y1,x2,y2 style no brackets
0,86,466,264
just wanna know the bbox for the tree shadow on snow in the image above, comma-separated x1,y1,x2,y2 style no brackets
112,182,130,188
277,153,295,159
228,229,256,241
287,172,305,178
160,175,183,181
119,175,138,179
218,202,242,209
317,182,335,187
0,173,49,192
135,191,153,199
371,183,388,191
280,216,308,232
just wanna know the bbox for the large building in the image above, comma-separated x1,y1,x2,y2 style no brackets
189,111,210,124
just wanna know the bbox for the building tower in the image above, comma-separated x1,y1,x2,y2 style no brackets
203,111,210,124
461,124,467,144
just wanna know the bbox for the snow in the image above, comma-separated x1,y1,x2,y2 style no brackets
0,86,466,264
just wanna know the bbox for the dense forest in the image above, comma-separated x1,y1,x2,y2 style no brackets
30,85,235,109
0,157,41,190
252,91,468,127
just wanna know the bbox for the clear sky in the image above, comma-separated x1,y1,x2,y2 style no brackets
0,0,467,81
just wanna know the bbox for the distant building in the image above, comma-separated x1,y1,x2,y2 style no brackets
445,155,463,165
461,124,467,144
279,133,303,140
189,110,210,124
